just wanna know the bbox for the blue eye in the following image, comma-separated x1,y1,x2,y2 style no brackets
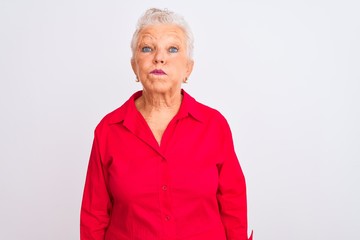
169,47,178,53
141,46,152,52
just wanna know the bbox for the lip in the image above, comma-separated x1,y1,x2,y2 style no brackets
150,69,166,75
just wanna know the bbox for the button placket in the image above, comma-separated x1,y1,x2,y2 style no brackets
158,156,175,235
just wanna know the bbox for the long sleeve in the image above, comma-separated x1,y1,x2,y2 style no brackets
79,90,253,239
216,120,252,240
80,134,112,240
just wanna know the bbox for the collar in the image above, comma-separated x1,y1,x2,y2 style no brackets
108,89,205,125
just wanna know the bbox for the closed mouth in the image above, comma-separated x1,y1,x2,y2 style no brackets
150,69,166,75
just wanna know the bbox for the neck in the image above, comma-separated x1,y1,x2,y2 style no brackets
135,89,183,116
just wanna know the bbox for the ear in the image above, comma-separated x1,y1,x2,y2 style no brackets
131,58,137,75
186,59,194,77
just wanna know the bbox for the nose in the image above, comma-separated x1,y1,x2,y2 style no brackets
153,50,165,64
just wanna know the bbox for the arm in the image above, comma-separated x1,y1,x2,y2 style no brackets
80,134,112,240
216,120,252,240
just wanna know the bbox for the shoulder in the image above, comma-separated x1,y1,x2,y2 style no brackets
188,93,229,127
94,92,137,136
183,92,233,142
192,98,236,147
93,105,124,136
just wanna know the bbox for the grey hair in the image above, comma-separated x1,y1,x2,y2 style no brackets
130,8,194,59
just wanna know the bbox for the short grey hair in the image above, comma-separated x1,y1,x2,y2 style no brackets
131,8,194,59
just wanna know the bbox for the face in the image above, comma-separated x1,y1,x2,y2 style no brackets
131,24,194,95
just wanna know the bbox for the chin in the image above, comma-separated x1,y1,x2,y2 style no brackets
144,84,179,95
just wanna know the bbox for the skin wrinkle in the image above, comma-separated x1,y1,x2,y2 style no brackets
131,24,194,145
81,9,251,240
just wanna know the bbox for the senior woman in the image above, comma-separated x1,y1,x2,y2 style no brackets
81,8,252,240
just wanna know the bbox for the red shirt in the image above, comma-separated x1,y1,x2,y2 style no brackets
81,90,252,240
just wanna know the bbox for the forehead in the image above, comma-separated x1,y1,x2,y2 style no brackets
137,24,186,43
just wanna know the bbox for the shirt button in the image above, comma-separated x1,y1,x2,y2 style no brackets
162,185,168,191
165,215,171,221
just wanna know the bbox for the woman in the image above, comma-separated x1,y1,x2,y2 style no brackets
81,8,253,240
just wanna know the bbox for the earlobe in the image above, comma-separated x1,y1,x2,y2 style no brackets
186,60,194,75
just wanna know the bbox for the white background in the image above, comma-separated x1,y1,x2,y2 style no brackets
1,0,359,239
